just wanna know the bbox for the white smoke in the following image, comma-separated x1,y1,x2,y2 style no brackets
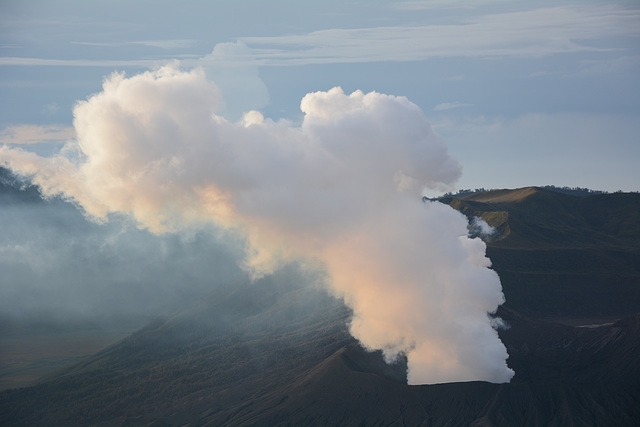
0,64,513,384
469,216,497,238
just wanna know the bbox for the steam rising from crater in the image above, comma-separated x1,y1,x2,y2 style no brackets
0,64,514,384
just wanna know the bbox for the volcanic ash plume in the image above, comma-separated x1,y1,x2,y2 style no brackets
0,64,514,384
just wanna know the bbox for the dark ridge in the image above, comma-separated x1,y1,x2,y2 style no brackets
438,187,640,322
541,185,609,197
431,185,617,201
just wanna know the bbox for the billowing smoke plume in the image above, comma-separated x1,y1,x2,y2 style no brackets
0,64,514,384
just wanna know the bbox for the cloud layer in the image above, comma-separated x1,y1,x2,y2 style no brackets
4,5,637,69
0,64,513,384
241,5,640,65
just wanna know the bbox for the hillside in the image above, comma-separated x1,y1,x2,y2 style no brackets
440,187,640,322
1,186,640,425
1,276,639,426
0,272,406,426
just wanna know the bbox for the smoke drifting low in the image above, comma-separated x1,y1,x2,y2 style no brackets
0,64,513,384
0,174,246,329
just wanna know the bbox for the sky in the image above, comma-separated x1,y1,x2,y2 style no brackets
0,0,638,193
0,0,639,385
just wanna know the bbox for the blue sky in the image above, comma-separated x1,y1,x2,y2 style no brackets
1,0,639,193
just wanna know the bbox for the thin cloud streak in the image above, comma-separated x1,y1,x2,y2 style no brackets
0,125,76,145
394,0,509,11
70,40,195,49
433,102,473,112
2,6,636,69
0,57,162,67
240,6,639,65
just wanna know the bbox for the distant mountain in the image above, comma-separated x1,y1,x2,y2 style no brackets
1,186,640,426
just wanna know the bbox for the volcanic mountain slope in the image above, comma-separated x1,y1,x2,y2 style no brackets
2,186,640,426
441,187,640,322
225,309,640,427
0,269,405,426
1,275,639,426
